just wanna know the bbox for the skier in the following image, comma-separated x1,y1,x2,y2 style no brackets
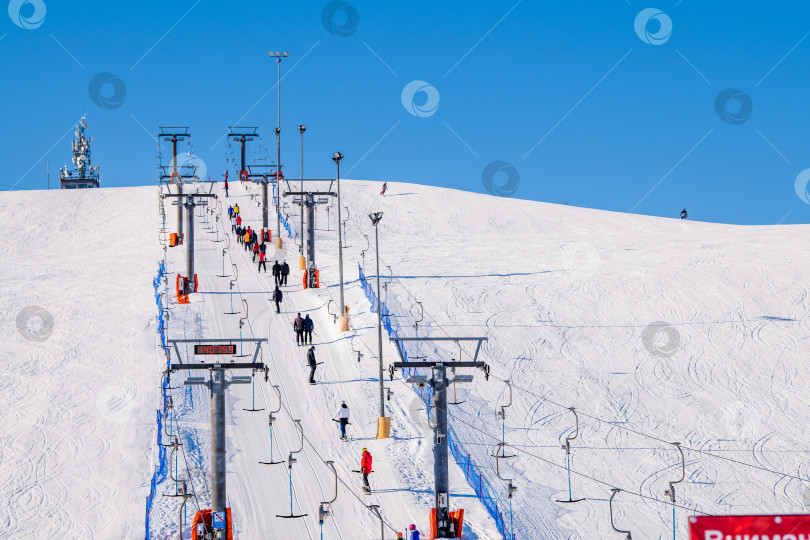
234,204,240,217
228,205,234,219
243,229,251,251
259,240,267,254
231,215,237,232
409,524,420,540
224,178,229,198
281,260,290,285
680,208,688,220
304,314,314,345
360,448,372,492
293,313,305,345
335,402,350,440
235,225,242,244
251,229,258,245
252,240,260,262
258,250,267,273
307,346,317,384
272,285,283,313
380,182,388,196
236,215,242,228
272,261,282,286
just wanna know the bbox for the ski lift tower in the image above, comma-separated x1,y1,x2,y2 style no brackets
245,164,282,243
163,192,216,295
168,338,267,539
390,336,489,540
159,127,191,240
282,178,336,288
228,127,258,181
59,115,100,189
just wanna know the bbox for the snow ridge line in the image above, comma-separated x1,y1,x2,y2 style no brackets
357,263,515,540
144,259,171,539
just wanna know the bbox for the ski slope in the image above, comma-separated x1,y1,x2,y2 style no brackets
2,178,809,539
0,187,160,538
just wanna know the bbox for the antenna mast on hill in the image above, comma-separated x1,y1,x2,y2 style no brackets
60,116,100,189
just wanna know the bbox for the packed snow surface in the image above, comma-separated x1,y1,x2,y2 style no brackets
2,179,809,539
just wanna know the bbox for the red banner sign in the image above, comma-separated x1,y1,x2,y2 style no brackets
690,515,810,540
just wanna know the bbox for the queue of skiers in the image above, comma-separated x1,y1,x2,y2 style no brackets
224,185,427,535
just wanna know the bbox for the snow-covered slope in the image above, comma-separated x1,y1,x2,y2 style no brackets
3,178,809,540
0,187,160,538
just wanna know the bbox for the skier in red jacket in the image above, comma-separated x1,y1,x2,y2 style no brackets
361,448,372,492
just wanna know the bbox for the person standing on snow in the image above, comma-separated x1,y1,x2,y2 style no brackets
408,524,420,540
228,205,234,219
236,214,242,228
258,250,267,273
360,448,372,492
304,314,314,345
680,208,688,220
224,175,229,198
380,182,388,196
243,229,251,251
231,215,237,233
252,240,260,262
234,204,240,217
281,260,290,285
272,261,282,286
293,313,305,346
259,240,267,254
307,346,317,384
273,285,283,313
335,402,350,440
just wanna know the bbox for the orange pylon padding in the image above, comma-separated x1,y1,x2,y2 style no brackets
194,274,198,293
303,270,308,290
429,508,464,539
191,508,233,540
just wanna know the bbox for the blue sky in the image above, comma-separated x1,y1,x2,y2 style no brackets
2,0,810,224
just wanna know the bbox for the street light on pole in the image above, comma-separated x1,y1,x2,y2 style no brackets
334,152,349,333
269,51,288,249
298,125,306,271
369,211,390,439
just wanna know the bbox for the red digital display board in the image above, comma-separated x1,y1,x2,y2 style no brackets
194,344,237,355
690,514,810,540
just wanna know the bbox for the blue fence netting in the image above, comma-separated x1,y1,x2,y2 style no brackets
358,263,515,540
145,260,171,539
273,183,297,241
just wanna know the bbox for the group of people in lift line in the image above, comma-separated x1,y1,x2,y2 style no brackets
223,180,422,537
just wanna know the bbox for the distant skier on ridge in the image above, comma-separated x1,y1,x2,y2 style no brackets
380,182,388,196
680,208,688,220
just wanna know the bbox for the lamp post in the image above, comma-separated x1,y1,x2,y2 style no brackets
298,125,306,270
369,212,389,438
334,152,349,332
269,51,288,249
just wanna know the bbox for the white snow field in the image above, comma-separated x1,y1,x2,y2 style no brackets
0,187,161,538
2,178,809,539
